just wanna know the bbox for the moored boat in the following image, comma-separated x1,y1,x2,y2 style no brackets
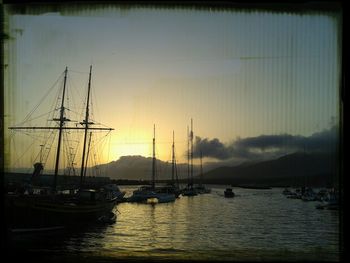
128,125,176,203
102,184,126,203
128,185,158,203
194,151,211,194
315,188,339,210
224,188,235,198
6,66,117,232
182,184,198,196
282,188,292,195
182,119,198,197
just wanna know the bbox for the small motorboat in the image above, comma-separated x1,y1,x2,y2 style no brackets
282,188,292,195
315,190,339,210
224,188,235,198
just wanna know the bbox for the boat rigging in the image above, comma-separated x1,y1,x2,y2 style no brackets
9,66,114,191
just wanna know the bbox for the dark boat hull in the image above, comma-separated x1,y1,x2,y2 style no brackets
6,194,117,230
224,188,235,198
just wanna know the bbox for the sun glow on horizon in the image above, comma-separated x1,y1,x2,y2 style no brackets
4,7,340,171
107,130,153,161
110,143,150,161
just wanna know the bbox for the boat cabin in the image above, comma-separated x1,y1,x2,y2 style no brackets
77,189,98,201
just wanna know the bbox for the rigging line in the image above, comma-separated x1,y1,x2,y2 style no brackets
86,133,103,170
65,82,72,123
83,132,92,178
79,76,91,120
66,133,80,176
92,136,102,177
86,145,93,177
43,130,57,166
37,130,51,163
20,70,65,125
65,108,82,117
18,130,52,141
66,74,83,115
9,134,20,167
90,79,102,127
41,142,52,169
89,133,110,167
92,135,104,168
19,130,41,140
92,136,100,177
94,154,101,177
17,109,57,125
106,132,112,168
105,134,113,175
89,79,95,120
83,130,106,155
87,120,106,127
43,132,56,167
46,102,59,129
62,131,71,173
51,81,63,117
93,130,113,146
12,139,37,167
91,150,99,177
68,70,83,112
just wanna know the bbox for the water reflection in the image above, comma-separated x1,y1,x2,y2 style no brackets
9,186,340,261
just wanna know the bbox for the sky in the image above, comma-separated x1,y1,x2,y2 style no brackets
4,4,341,172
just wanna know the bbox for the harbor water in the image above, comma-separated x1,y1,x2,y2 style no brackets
9,186,341,261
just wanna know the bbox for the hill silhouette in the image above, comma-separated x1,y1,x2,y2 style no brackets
95,152,338,187
201,152,338,187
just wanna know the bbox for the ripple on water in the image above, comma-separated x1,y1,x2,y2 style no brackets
13,187,340,261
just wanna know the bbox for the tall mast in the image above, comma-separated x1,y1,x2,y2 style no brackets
190,118,193,186
8,66,115,190
80,65,93,188
175,159,179,189
200,150,203,187
187,125,190,186
172,130,175,185
53,67,68,191
83,132,93,179
152,124,156,190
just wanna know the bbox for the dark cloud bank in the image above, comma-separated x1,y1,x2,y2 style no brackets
192,125,339,162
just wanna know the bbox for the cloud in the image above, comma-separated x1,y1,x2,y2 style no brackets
192,125,339,161
193,137,232,160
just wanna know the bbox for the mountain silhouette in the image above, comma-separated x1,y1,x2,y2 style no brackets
95,155,195,181
94,152,338,187
201,152,338,186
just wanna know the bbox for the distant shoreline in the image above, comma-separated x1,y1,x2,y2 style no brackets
4,172,333,189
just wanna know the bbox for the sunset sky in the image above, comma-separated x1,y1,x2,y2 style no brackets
4,4,341,171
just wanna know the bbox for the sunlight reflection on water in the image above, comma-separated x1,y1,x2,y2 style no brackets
12,186,340,261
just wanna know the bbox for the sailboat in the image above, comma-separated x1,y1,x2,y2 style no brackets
194,151,211,194
163,131,181,198
5,66,118,232
182,118,197,196
129,125,176,203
